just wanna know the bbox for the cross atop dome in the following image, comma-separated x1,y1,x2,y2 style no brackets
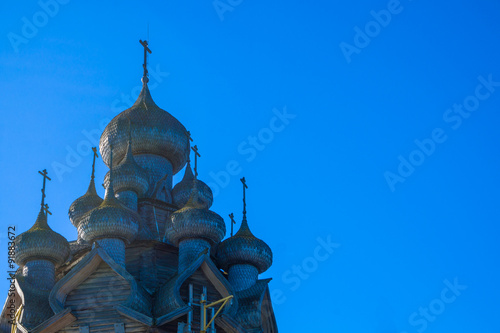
229,213,236,236
139,39,152,83
240,177,248,221
91,147,98,181
191,145,201,177
38,169,51,210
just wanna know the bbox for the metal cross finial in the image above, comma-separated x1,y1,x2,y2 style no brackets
139,39,152,83
229,213,236,236
240,177,248,221
91,147,98,181
38,169,51,208
43,203,52,216
191,145,201,177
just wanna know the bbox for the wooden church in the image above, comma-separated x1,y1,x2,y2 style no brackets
0,40,278,333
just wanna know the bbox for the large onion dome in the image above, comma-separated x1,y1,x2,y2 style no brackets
68,178,103,229
172,162,213,208
165,185,225,246
99,83,189,174
103,139,149,197
217,218,273,274
79,167,140,244
15,208,70,267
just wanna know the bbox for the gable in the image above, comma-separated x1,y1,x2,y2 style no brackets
180,266,227,306
155,255,237,331
58,262,150,333
65,261,131,311
175,264,234,333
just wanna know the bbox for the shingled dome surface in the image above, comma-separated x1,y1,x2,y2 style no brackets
68,178,103,228
79,183,140,244
165,185,225,246
217,219,273,274
100,83,189,174
15,209,70,267
172,162,213,208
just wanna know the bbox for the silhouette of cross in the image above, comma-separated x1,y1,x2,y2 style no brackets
139,39,152,82
240,177,248,220
229,213,236,236
91,147,98,181
191,145,201,177
38,169,51,208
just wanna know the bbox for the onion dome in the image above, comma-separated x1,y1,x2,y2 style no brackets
15,208,70,267
172,162,213,208
165,184,225,246
99,82,189,174
79,151,140,244
69,149,103,229
217,218,273,274
104,138,149,197
68,178,103,229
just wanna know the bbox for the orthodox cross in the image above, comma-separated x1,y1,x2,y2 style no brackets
191,145,201,177
91,147,98,181
43,203,52,217
240,177,248,220
38,169,51,208
185,131,194,163
229,213,236,236
139,39,152,83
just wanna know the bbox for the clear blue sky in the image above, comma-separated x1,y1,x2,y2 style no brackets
1,0,500,332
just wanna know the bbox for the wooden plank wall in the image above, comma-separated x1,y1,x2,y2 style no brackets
60,262,147,333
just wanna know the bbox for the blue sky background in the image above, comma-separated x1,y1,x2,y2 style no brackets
1,0,500,332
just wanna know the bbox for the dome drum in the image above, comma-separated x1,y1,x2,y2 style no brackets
115,190,140,211
96,238,126,267
178,238,211,272
22,259,56,290
134,154,173,198
228,263,259,292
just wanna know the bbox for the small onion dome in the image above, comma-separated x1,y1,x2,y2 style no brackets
100,83,189,174
103,141,149,197
79,179,140,244
172,162,213,208
217,219,273,274
15,208,70,267
68,178,103,229
165,185,225,246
